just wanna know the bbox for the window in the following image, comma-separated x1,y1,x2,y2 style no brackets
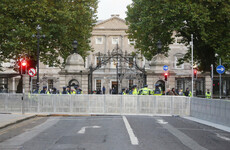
128,39,135,45
112,37,119,44
174,55,184,69
96,57,101,66
96,80,101,90
95,37,103,44
129,80,133,89
129,58,133,68
48,79,53,90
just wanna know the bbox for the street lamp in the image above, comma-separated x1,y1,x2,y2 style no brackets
33,25,45,92
72,40,78,53
157,40,162,53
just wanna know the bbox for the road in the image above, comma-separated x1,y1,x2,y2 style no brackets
0,116,230,150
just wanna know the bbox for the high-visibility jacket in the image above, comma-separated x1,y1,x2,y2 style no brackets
140,87,151,95
122,91,127,95
189,91,192,97
205,92,211,99
132,88,138,95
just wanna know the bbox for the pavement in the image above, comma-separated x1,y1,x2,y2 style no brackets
0,113,36,129
0,115,230,150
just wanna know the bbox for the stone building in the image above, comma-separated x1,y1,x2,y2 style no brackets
0,15,229,97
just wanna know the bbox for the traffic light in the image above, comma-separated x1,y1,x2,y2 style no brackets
164,72,168,81
194,69,197,79
20,60,27,74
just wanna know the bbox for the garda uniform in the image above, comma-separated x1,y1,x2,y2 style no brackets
138,85,151,95
205,91,211,99
121,88,126,95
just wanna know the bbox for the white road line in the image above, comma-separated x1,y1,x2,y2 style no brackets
216,133,230,141
122,116,139,145
77,126,101,134
157,119,168,124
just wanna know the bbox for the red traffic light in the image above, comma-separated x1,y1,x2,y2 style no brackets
194,69,197,78
21,61,27,67
164,73,168,81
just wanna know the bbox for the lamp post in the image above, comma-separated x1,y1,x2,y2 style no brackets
33,25,45,92
72,40,78,53
191,34,194,97
157,40,162,54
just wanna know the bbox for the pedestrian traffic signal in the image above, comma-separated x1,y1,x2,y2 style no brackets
20,60,27,74
194,69,197,79
164,73,168,81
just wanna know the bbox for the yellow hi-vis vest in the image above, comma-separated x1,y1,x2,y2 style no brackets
141,87,151,95
205,92,211,99
132,88,138,95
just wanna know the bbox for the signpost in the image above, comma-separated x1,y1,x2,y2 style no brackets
216,65,225,99
163,65,168,71
28,68,36,77
163,65,168,95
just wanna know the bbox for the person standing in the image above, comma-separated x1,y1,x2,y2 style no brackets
102,86,106,94
205,89,211,99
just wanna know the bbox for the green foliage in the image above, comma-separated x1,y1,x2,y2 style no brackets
126,0,230,71
0,0,98,67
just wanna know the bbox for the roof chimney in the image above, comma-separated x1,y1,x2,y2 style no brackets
111,14,120,18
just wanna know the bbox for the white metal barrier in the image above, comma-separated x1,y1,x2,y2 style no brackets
0,94,190,116
191,97,230,127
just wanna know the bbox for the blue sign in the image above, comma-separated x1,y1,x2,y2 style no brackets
216,65,225,74
163,65,168,71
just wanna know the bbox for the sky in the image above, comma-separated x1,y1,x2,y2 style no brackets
96,0,133,20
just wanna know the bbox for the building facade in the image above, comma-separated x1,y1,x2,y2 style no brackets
0,15,229,97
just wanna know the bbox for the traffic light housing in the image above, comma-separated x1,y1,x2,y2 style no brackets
20,60,27,74
164,72,168,81
194,69,197,79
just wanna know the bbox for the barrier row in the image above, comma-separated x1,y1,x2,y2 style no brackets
0,94,190,116
190,97,230,127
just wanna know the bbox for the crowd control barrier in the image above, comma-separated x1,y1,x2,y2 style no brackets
190,97,230,127
0,94,190,116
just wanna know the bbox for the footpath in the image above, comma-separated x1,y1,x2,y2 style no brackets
0,113,36,129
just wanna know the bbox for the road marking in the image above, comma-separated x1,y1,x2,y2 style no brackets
122,116,139,145
216,133,230,141
157,117,208,150
0,118,60,149
77,126,101,134
157,119,168,124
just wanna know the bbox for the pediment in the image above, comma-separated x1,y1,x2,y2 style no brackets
94,17,128,30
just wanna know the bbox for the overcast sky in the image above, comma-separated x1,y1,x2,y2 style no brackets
96,0,133,20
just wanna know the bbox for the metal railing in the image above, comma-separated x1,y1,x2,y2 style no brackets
0,94,190,116
190,97,230,127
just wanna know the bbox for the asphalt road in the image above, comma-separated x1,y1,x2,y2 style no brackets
0,116,229,150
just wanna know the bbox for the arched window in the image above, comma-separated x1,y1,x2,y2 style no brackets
174,53,184,69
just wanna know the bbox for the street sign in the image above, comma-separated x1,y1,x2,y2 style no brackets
163,65,168,71
28,68,36,77
216,65,225,74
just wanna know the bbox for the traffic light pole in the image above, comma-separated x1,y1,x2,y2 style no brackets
211,64,213,99
36,29,40,92
219,58,221,99
191,34,194,97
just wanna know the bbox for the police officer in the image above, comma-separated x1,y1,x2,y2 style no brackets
62,87,69,94
40,86,50,94
66,86,71,94
184,88,192,97
138,85,151,95
52,87,58,94
153,84,162,96
121,88,126,95
132,85,138,95
205,89,211,99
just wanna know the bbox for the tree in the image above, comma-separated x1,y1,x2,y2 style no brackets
126,0,230,71
0,0,98,68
